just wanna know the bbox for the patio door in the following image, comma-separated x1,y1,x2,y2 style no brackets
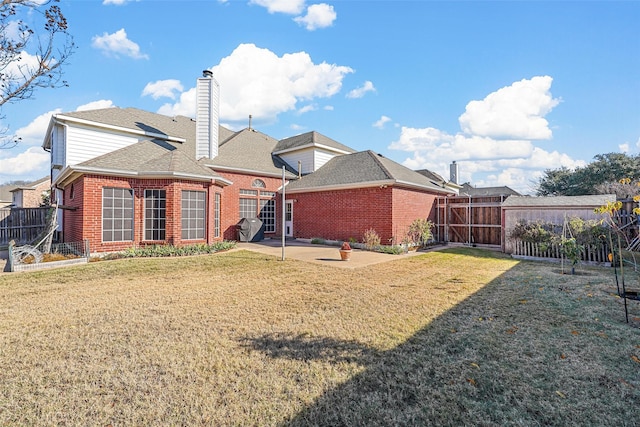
285,200,293,237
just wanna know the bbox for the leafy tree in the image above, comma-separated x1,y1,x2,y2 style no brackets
0,0,74,148
536,153,640,196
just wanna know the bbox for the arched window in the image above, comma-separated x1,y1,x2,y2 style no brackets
252,179,266,188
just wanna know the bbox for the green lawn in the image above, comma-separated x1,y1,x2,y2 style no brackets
0,248,638,426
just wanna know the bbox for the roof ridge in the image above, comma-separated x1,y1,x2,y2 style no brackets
366,150,394,180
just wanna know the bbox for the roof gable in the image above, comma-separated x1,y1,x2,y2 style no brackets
202,128,297,178
286,150,453,193
274,131,355,154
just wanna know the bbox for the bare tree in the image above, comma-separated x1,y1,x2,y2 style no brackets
0,0,74,148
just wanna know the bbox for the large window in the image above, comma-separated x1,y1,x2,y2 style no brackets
144,189,166,241
239,188,276,233
102,187,134,242
182,190,206,240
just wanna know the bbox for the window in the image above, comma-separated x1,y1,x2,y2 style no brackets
252,179,266,188
239,189,276,233
214,193,220,238
259,198,275,232
144,189,166,240
181,190,206,240
102,187,134,242
239,198,258,219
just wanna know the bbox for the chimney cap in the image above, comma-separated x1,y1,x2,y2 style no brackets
202,69,213,78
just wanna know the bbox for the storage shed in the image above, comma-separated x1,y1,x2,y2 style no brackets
501,194,616,253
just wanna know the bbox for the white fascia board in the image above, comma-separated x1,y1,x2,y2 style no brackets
54,165,228,187
272,143,352,156
283,179,396,194
42,116,57,150
395,180,456,195
54,114,186,144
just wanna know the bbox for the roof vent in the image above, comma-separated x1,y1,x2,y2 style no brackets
202,69,213,78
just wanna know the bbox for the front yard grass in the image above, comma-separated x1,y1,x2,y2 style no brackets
0,248,638,425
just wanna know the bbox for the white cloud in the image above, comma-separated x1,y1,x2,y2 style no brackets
294,3,337,30
373,115,392,129
0,146,49,177
13,110,60,146
298,104,316,114
91,28,149,60
103,0,138,4
76,100,115,111
158,43,353,122
619,143,630,153
346,81,375,99
250,0,305,14
388,76,581,194
142,80,184,100
458,76,560,140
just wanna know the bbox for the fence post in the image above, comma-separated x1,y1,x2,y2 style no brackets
84,239,90,259
7,240,14,273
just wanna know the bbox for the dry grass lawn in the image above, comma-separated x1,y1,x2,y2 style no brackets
0,247,638,426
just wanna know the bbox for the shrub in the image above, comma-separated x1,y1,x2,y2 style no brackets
120,241,236,258
407,218,434,247
310,237,325,245
341,242,351,251
362,228,381,251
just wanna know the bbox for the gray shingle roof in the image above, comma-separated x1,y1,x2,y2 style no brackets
274,131,355,154
501,194,616,208
201,129,298,178
460,183,521,197
78,139,221,180
285,150,452,193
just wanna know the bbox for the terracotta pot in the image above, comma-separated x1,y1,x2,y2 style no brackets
339,249,352,261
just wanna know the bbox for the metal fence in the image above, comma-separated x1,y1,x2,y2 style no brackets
0,207,51,247
8,239,90,272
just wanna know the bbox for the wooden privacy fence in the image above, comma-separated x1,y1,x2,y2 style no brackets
0,207,50,247
511,239,611,264
435,196,505,247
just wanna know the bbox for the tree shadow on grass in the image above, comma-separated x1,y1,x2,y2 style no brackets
242,262,640,427
241,333,381,365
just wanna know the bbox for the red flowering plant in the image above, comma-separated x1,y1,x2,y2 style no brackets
341,242,352,251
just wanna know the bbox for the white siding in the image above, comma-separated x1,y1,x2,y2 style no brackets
196,76,219,159
280,148,315,175
65,125,140,166
314,149,338,171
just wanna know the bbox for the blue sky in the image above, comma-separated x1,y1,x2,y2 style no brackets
0,0,638,194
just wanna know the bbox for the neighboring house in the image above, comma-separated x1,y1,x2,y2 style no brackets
42,71,455,253
10,176,50,208
459,182,520,197
0,185,14,208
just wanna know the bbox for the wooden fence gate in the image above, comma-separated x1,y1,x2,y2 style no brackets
435,196,506,247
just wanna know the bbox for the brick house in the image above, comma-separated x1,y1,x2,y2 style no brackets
42,71,456,253
9,176,51,208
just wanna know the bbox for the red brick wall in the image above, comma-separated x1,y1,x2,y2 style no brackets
216,171,285,240
290,185,440,243
62,175,223,253
391,187,438,239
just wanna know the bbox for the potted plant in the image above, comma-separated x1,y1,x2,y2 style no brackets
339,241,352,261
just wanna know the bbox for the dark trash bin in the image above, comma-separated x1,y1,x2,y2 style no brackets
236,217,264,242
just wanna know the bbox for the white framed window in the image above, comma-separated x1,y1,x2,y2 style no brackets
181,190,206,240
239,198,258,219
144,189,166,241
102,187,134,242
239,189,276,233
214,193,220,238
